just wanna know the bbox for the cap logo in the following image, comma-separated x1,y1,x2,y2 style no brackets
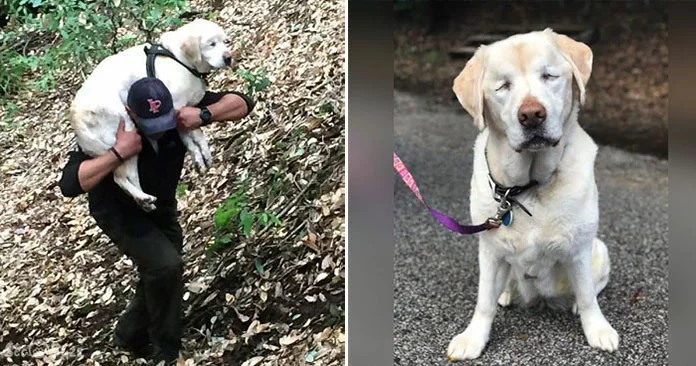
147,98,162,113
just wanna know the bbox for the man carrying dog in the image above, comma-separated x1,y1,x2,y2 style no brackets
59,77,254,363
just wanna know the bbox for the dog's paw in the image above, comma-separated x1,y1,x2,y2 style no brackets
572,303,578,315
497,291,512,307
135,195,157,212
584,323,619,351
202,148,213,167
446,329,488,361
140,202,157,212
191,153,207,174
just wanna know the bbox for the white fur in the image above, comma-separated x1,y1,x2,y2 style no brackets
447,29,618,361
69,19,231,211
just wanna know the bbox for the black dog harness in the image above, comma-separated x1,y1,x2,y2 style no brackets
143,43,209,84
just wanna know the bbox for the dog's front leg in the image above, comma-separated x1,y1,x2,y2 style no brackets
188,128,213,167
566,244,619,351
447,245,509,360
178,129,207,172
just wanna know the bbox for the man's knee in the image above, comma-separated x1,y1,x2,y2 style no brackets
143,253,183,282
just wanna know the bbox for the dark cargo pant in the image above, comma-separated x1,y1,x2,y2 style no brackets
91,204,183,360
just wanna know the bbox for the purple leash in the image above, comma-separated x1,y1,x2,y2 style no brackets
394,153,499,234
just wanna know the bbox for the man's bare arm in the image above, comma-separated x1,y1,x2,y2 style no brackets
59,119,142,196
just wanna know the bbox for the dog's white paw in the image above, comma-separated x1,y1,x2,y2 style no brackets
572,303,578,315
202,147,213,167
446,328,488,361
141,202,157,212
584,322,619,351
192,153,207,173
135,194,157,212
497,291,512,307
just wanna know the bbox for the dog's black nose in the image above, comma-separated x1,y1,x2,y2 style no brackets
223,56,232,66
518,98,547,128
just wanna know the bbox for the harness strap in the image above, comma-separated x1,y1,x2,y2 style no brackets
143,43,209,83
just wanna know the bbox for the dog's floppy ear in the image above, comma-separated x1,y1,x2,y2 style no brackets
181,34,203,67
161,26,203,70
453,46,486,130
546,28,593,105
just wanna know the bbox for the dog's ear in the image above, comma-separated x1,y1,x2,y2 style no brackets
549,30,593,105
181,34,203,67
453,46,486,130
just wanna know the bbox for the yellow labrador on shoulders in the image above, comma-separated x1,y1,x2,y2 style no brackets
446,28,618,360
69,19,232,211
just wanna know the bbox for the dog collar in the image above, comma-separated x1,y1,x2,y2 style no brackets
484,148,538,227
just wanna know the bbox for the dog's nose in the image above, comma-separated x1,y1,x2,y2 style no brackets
517,99,547,128
223,50,232,66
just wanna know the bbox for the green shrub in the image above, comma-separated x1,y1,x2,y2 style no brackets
235,67,270,96
210,183,282,253
0,0,187,97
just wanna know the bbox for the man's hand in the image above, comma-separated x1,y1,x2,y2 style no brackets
113,118,142,160
176,106,203,131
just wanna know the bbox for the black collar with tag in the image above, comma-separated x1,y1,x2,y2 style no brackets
484,148,538,226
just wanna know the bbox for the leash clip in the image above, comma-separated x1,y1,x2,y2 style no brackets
488,189,513,227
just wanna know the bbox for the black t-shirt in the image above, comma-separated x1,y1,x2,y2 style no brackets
58,90,254,215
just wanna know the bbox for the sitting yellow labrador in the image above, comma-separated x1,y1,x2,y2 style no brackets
446,28,618,360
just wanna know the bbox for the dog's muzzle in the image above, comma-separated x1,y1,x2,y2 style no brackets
223,50,233,66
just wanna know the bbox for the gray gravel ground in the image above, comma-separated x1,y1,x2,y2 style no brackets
393,91,668,366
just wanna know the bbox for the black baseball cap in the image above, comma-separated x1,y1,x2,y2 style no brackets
126,77,177,135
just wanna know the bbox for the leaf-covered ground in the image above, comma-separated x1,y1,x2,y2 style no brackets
0,0,345,365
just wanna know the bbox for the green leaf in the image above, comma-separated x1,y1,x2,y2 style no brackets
291,147,305,158
240,209,254,236
176,183,188,197
305,350,317,363
258,212,269,226
329,303,341,317
254,258,264,276
214,207,234,230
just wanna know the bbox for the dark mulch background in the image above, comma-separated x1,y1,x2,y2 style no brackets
394,1,667,158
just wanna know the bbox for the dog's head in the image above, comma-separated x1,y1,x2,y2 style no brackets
453,29,592,152
161,19,232,73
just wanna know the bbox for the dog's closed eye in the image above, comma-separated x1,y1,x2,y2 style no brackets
541,72,558,81
496,80,511,92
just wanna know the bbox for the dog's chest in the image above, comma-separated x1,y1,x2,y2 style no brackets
480,223,568,285
478,194,579,266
